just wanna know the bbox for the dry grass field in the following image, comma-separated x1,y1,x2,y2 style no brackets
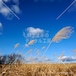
0,63,76,76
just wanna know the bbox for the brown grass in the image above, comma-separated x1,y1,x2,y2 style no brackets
0,63,76,76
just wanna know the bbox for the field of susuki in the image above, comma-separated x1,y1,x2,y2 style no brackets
0,63,76,76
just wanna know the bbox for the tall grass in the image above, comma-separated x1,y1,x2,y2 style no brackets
42,26,74,56
0,63,76,76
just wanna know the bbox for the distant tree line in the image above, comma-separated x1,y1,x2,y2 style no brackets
0,53,24,64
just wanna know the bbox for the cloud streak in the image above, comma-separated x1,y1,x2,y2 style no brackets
56,0,76,20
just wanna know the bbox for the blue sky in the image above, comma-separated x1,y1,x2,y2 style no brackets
0,0,76,62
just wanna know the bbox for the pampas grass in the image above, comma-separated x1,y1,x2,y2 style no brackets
0,64,76,76
42,26,74,56
28,40,35,45
52,26,74,42
1,26,74,75
11,43,20,54
14,43,20,49
18,39,35,57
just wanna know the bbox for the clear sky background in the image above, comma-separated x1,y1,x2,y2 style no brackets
0,0,76,62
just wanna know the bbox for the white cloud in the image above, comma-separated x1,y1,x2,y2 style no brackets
27,27,44,35
0,6,11,17
0,0,21,19
58,56,76,62
23,27,45,39
23,27,44,38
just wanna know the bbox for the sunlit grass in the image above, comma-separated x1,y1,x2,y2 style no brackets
0,63,76,76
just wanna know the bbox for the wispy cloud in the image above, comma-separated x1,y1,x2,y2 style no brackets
34,0,65,2
0,22,2,29
34,0,50,2
0,0,21,19
11,5,21,14
25,44,29,47
43,57,51,62
42,46,46,50
0,22,3,35
58,56,76,62
34,0,62,2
